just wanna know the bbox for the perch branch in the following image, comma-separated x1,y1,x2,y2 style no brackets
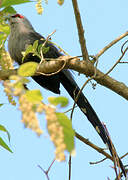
1,55,128,101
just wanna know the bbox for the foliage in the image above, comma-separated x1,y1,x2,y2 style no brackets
22,40,49,62
0,124,12,153
18,62,38,77
56,112,75,153
25,89,43,103
0,0,32,8
48,96,69,107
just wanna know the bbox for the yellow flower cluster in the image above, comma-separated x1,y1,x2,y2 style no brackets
36,103,45,113
3,68,67,158
3,77,43,136
46,106,66,161
19,94,43,136
0,50,14,70
1,49,15,105
35,0,43,15
3,80,16,106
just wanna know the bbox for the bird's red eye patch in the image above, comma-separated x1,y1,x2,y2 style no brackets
11,14,24,18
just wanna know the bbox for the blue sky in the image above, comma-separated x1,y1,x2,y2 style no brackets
0,0,128,179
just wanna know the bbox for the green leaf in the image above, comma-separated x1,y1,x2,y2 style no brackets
33,40,38,50
18,62,38,77
0,137,12,153
1,0,31,8
0,6,16,14
22,45,33,62
37,44,49,56
22,41,40,62
56,112,75,153
48,96,69,107
25,90,43,103
42,46,50,54
0,124,11,142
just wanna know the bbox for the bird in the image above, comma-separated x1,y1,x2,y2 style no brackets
8,14,126,176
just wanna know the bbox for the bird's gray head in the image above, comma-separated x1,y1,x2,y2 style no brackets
9,14,34,33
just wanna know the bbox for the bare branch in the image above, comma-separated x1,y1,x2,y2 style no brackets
68,156,71,180
90,157,107,165
64,105,77,113
95,31,128,60
37,159,55,180
75,132,113,161
71,0,89,60
121,40,128,53
121,152,128,159
101,46,128,77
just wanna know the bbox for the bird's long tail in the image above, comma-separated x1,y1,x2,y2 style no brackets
59,70,126,177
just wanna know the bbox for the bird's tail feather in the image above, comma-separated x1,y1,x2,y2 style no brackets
59,71,126,177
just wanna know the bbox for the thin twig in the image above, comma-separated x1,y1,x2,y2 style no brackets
119,61,128,63
52,41,70,56
37,159,55,180
89,151,128,165
69,156,72,180
121,152,128,160
75,132,113,161
64,105,77,114
95,31,128,60
101,46,128,77
38,30,57,67
121,40,128,53
90,157,107,165
38,165,50,180
71,0,89,60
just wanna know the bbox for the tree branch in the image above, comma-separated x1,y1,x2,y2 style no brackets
75,132,113,161
37,56,128,101
95,31,128,59
71,0,89,60
1,56,128,101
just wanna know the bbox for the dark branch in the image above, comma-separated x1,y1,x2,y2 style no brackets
75,132,113,161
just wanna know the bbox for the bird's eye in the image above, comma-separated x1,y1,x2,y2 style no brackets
11,14,24,19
